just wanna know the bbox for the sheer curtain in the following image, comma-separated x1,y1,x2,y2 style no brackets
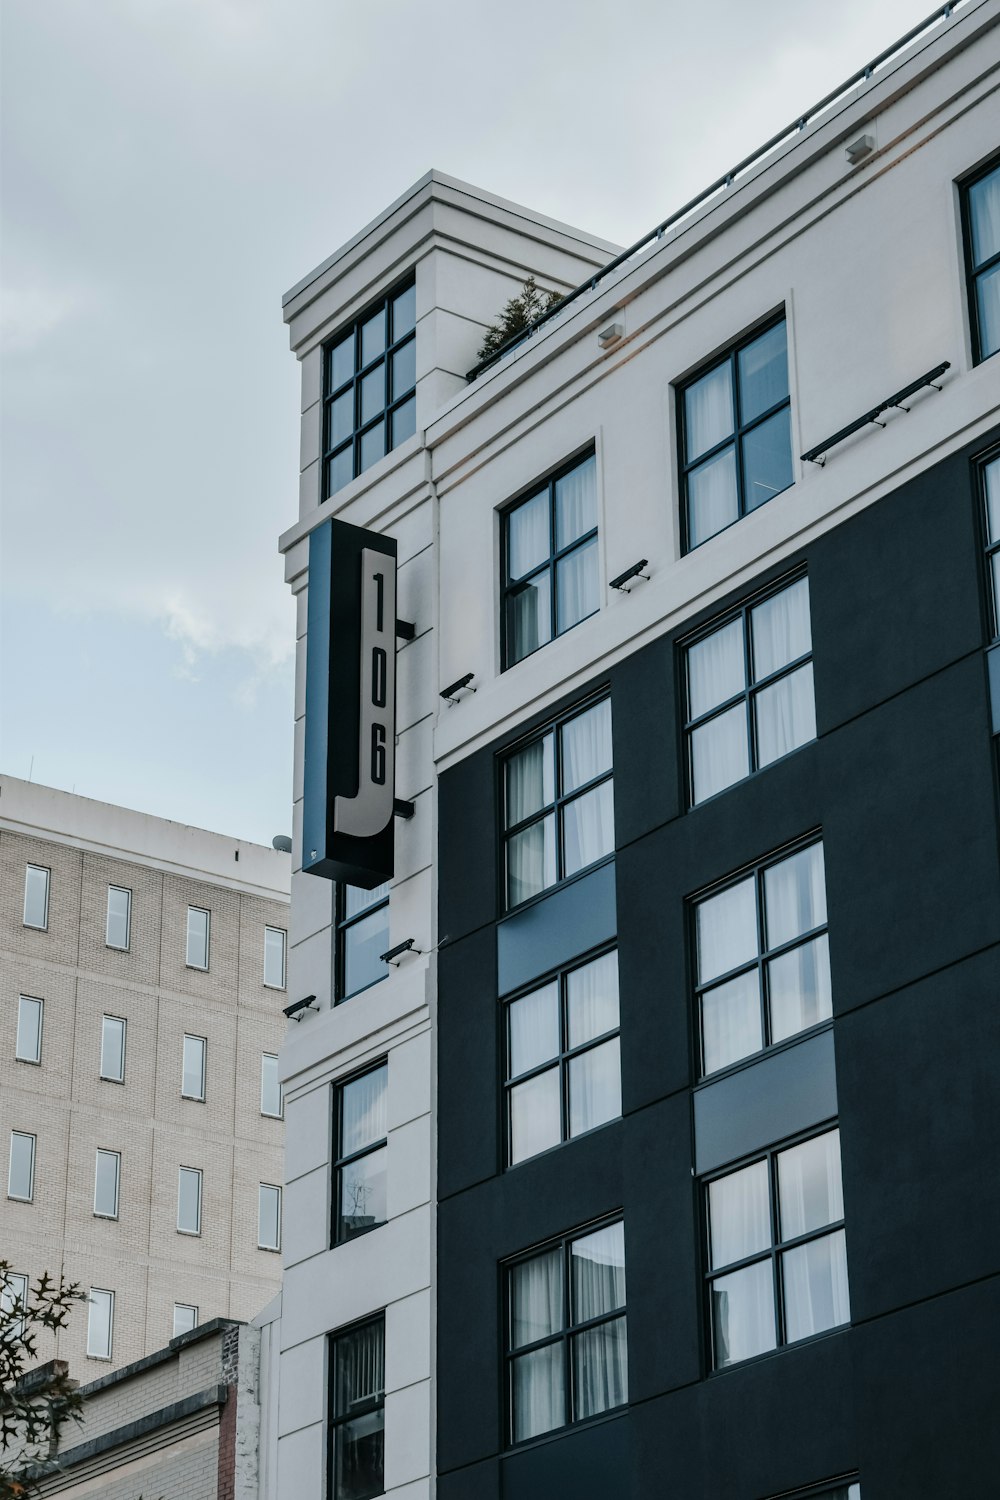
768,934,832,1041
509,984,560,1075
342,1066,388,1155
685,364,733,458
555,457,597,549
688,619,745,719
751,578,811,678
561,702,612,790
777,1131,843,1238
970,167,1000,267
696,877,757,985
571,1225,627,1417
507,737,556,904
508,491,549,579
712,1260,775,1367
691,704,750,804
782,1230,850,1342
688,448,739,547
556,540,599,633
701,970,762,1073
561,703,614,874
569,1039,621,1136
508,577,551,663
709,1161,770,1268
337,1321,385,1411
507,738,554,824
511,1251,565,1440
754,663,816,765
566,953,619,1045
764,844,826,947
709,1161,775,1366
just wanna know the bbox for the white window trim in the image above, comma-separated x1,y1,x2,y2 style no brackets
177,1166,203,1235
173,1302,199,1338
87,1288,114,1360
94,1149,121,1220
23,865,50,931
8,1131,35,1202
185,906,211,971
260,1053,283,1118
100,1015,127,1084
258,1183,282,1251
15,995,43,1065
2,1271,29,1339
106,885,132,950
263,926,287,990
181,1035,207,1102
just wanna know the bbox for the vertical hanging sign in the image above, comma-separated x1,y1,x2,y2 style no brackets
303,518,397,888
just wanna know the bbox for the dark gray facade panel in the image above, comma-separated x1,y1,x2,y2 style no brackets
499,1413,633,1500
496,861,616,996
438,750,497,945
693,1028,838,1175
608,635,681,848
437,927,499,1201
988,641,1000,734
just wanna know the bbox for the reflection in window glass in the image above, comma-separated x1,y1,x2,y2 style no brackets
338,884,390,1001
8,1132,35,1201
106,886,131,950
330,1318,385,1500
323,278,417,498
334,1062,388,1244
16,996,43,1064
23,866,50,930
261,1054,283,1118
94,1150,120,1218
101,1016,126,1082
177,1167,202,1234
964,159,1000,363
264,926,286,989
173,1303,198,1337
258,1184,281,1250
182,1035,206,1100
87,1289,114,1359
186,907,210,969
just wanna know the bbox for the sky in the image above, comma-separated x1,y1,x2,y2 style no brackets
0,0,941,845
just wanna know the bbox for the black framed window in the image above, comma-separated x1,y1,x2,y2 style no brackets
329,1316,385,1500
680,316,793,551
502,696,614,910
333,1061,388,1245
337,884,390,1001
505,949,620,1167
980,450,1000,640
502,451,599,668
962,158,1000,364
323,280,417,498
684,572,815,806
693,838,830,1076
505,1218,627,1445
705,1126,849,1370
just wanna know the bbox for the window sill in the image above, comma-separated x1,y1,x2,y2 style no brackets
14,1057,41,1067
176,1228,202,1238
181,1094,206,1104
185,964,210,973
257,1244,281,1254
93,1214,119,1222
263,983,287,992
22,924,48,933
6,1195,33,1204
100,1076,126,1086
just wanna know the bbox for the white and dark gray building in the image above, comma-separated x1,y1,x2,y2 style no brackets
274,4,1000,1497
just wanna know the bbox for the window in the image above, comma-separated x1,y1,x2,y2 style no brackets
8,1132,35,1201
186,906,210,969
333,1062,388,1244
261,1053,283,1118
693,840,830,1076
323,278,417,498
962,158,1000,364
181,1035,206,1101
502,452,599,668
15,996,43,1064
685,573,815,805
23,865,50,930
981,451,1000,639
329,1317,385,1500
337,884,390,1001
1,1271,29,1341
177,1166,202,1235
173,1303,198,1337
264,926,287,989
258,1183,282,1251
100,1016,126,1083
503,696,614,910
680,316,793,550
705,1127,849,1369
94,1149,121,1219
106,886,131,949
506,1219,627,1444
87,1288,114,1359
505,949,621,1167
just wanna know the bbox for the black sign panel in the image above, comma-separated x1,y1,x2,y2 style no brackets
303,518,397,888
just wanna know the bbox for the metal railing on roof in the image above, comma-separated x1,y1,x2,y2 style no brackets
465,1,968,383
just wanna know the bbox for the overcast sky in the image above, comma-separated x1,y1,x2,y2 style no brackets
1,0,937,845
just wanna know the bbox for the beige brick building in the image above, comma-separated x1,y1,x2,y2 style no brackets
0,776,290,1376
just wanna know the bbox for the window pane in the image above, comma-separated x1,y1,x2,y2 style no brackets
685,361,734,461
510,1248,563,1347
764,843,827,948
782,1228,850,1342
696,876,757,985
712,1260,776,1367
343,907,390,997
339,1146,386,1240
568,1038,621,1136
572,1317,627,1419
976,262,1000,360
8,1133,35,1199
555,537,599,634
359,421,385,473
182,1036,206,1099
173,1303,198,1336
341,1066,388,1156
391,395,416,447
560,699,612,793
186,908,209,969
261,1053,282,1116
391,338,416,401
742,406,793,510
506,735,555,824
690,703,749,804
985,457,1000,545
509,1068,561,1164
264,927,286,988
328,446,354,497
334,1320,385,1416
177,1168,201,1233
87,1290,114,1359
16,997,42,1063
335,1411,385,1500
328,334,354,391
688,446,739,546
328,389,353,447
754,662,816,767
24,866,49,929
508,491,550,579
554,455,597,548
566,951,619,1048
507,574,552,663
701,970,762,1073
360,364,384,424
360,309,386,365
94,1151,119,1217
768,934,833,1043
778,1130,843,1239
258,1184,281,1249
106,887,130,949
571,1222,626,1319
738,321,789,424
562,781,614,877
709,1159,771,1268
344,883,389,920
509,983,559,1076
101,1017,126,1081
511,1344,564,1441
688,619,745,720
969,164,1000,267
507,817,556,907
391,282,416,339
751,578,811,681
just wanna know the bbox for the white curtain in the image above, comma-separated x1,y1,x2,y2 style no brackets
688,619,745,719
573,1319,628,1418
563,782,614,876
509,1069,561,1164
712,1260,775,1367
696,876,757,985
507,819,555,906
751,577,811,679
509,983,559,1076
566,952,619,1047
342,1065,388,1155
701,970,762,1073
512,1344,564,1441
508,575,551,662
970,167,1000,266
561,701,612,791
685,363,733,460
691,704,750,803
777,1130,843,1239
507,737,554,826
568,1039,621,1136
768,934,832,1043
754,662,816,766
738,321,788,422
572,1223,625,1318
555,456,597,549
336,1320,384,1411
985,457,1000,545
708,1160,770,1268
764,843,827,947
782,1229,850,1343
508,490,549,579
512,1248,563,1346
556,540,599,633
688,447,739,547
